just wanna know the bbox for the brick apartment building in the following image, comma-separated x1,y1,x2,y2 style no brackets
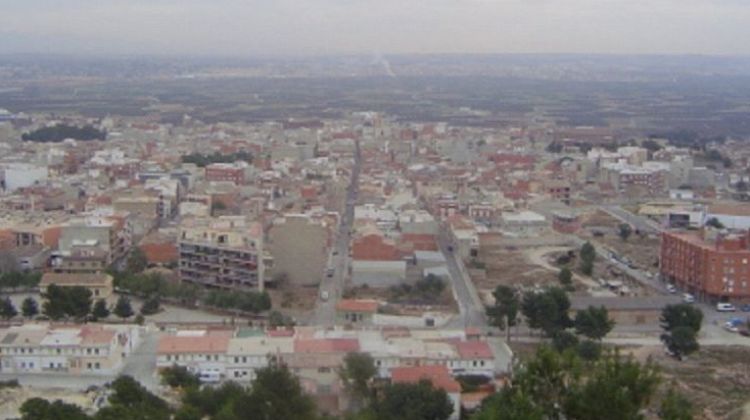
178,216,266,291
205,163,246,185
660,229,750,302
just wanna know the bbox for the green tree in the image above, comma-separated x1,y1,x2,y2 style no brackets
564,352,660,420
161,365,200,389
579,259,594,276
659,388,694,420
340,352,377,409
511,346,581,418
558,268,573,287
552,330,579,353
521,287,572,336
21,296,38,318
373,380,453,420
579,242,596,276
574,306,615,340
126,247,148,274
232,365,319,420
20,398,90,420
661,326,699,360
618,223,632,241
705,217,724,229
580,242,596,262
577,340,602,361
0,296,18,319
114,296,134,319
42,285,92,321
99,375,171,420
473,389,545,420
486,285,519,341
660,304,703,333
92,299,110,319
140,296,161,316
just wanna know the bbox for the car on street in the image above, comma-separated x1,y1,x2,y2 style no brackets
741,304,750,312
682,293,695,304
716,302,737,312
666,284,677,294
320,291,329,301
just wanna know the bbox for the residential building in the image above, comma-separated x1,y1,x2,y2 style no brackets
0,323,140,375
39,272,115,303
660,229,750,302
178,216,266,291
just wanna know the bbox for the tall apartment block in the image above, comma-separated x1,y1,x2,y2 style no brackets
178,216,265,291
660,228,750,302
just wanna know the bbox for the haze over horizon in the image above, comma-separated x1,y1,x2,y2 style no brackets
2,0,750,57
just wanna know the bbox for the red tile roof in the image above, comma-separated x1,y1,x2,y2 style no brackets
294,338,360,353
456,341,493,359
335,299,379,313
157,332,231,354
391,365,461,393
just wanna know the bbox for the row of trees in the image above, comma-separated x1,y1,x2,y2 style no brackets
0,286,154,322
114,271,271,314
474,346,692,420
0,271,42,291
22,124,106,142
181,151,253,167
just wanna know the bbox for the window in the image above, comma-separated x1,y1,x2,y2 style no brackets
87,363,92,369
95,349,99,355
166,355,171,361
318,367,331,373
95,363,100,369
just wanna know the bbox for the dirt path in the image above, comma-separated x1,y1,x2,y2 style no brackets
524,246,616,296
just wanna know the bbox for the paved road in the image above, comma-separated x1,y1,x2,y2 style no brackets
311,140,360,326
570,235,670,295
600,205,664,234
122,328,161,391
437,230,487,328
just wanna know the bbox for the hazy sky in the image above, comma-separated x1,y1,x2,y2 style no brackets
1,0,749,56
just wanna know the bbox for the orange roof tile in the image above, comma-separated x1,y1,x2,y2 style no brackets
335,299,378,313
157,332,231,354
456,341,493,359
391,365,461,393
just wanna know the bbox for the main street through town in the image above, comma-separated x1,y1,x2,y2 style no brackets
311,140,360,326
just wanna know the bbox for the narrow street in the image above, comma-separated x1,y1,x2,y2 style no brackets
438,231,487,328
311,140,360,326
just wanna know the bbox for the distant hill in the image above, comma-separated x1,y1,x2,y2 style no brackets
22,124,106,142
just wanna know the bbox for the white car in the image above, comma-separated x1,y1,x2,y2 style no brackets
666,284,677,294
683,293,695,304
320,291,330,301
724,322,739,333
716,303,737,312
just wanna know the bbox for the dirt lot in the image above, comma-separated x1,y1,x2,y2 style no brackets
632,345,750,419
511,342,750,420
343,283,458,315
580,210,661,272
0,387,100,419
268,285,318,314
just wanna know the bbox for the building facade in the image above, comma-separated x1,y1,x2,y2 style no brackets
660,229,750,302
178,216,266,291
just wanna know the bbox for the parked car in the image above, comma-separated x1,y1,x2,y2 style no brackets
741,304,750,312
666,284,677,294
716,302,737,312
320,290,330,301
683,293,695,304
724,322,739,333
